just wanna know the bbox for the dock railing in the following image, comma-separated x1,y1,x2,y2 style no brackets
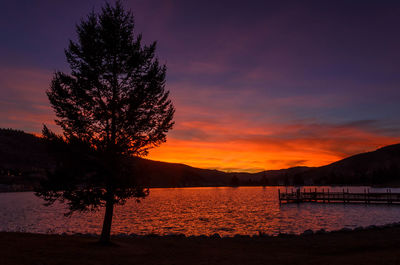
278,188,400,204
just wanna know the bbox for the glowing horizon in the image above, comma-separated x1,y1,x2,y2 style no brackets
147,121,400,172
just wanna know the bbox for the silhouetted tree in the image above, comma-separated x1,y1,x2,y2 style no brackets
261,173,268,186
293,174,304,186
230,175,239,187
244,178,255,186
35,1,174,244
283,174,290,186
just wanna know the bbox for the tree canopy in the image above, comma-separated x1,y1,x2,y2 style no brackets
36,1,174,243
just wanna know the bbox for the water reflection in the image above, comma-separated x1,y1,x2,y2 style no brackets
0,186,400,236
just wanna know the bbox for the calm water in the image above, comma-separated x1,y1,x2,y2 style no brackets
1,186,400,236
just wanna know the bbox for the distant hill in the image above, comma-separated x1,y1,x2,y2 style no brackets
292,144,400,185
0,129,53,191
1,128,400,191
0,128,243,190
130,157,237,187
0,129,52,170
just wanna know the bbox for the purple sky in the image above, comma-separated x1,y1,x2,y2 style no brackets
1,0,400,171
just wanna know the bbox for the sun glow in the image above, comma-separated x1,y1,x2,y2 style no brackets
148,132,399,173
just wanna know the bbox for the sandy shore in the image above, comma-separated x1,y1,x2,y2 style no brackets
1,227,400,265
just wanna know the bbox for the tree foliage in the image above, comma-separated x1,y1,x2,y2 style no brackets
35,1,174,243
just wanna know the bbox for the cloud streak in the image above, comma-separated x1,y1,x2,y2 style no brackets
0,66,57,132
149,115,400,172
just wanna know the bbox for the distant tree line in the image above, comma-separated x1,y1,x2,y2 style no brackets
0,128,29,136
229,174,272,187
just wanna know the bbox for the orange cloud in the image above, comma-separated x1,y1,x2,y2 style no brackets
148,119,400,172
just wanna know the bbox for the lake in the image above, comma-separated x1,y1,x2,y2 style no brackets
1,186,400,237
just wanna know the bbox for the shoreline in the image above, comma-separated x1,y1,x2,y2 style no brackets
2,220,400,239
7,220,400,238
2,184,400,193
2,226,400,265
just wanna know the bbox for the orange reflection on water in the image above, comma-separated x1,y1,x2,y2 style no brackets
1,187,400,236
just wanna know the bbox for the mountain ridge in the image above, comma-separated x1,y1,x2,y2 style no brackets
1,128,400,191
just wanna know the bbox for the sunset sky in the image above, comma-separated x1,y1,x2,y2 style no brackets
1,1,400,172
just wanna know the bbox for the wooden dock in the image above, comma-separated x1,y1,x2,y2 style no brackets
278,188,400,205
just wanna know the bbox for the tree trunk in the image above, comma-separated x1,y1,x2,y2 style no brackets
99,198,114,244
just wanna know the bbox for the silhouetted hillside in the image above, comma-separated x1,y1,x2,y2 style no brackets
293,144,400,185
0,129,52,170
0,129,54,191
0,129,241,190
129,158,234,187
1,128,400,191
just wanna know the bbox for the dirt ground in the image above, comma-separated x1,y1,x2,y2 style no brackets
1,227,400,265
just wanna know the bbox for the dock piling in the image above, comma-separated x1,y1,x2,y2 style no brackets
278,188,400,205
